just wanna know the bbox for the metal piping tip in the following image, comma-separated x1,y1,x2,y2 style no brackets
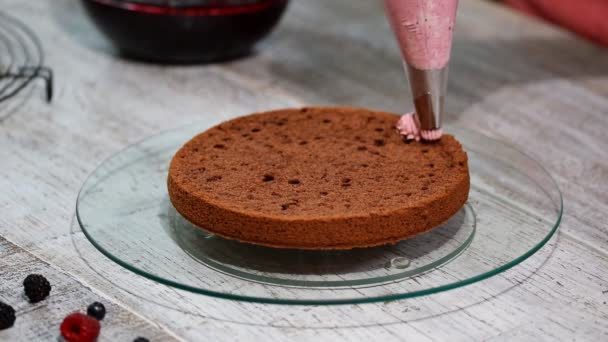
405,63,448,131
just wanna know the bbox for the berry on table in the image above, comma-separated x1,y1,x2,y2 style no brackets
60,312,100,342
23,274,51,303
86,302,106,321
0,301,16,330
133,338,149,342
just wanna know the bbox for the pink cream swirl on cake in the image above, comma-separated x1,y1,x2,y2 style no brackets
395,112,443,142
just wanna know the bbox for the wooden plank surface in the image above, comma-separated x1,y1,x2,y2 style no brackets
0,236,176,341
1,0,607,340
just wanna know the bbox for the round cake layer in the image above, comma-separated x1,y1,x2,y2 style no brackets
168,107,470,249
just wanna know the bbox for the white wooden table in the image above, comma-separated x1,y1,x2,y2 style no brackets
1,0,608,340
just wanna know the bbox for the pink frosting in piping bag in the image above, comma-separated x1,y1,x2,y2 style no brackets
384,0,459,140
384,0,458,70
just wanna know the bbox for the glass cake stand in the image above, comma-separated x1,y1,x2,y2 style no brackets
76,122,562,305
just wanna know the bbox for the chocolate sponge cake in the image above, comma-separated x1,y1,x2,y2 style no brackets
168,107,469,250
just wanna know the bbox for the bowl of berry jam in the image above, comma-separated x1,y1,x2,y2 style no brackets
81,0,289,63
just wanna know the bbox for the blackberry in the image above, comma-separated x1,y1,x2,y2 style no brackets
0,301,16,330
86,302,106,321
133,338,149,342
23,274,51,303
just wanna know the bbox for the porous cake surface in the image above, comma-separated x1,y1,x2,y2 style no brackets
168,107,470,249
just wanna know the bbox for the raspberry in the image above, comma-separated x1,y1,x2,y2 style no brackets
0,301,16,330
60,312,100,342
86,302,106,321
23,274,51,303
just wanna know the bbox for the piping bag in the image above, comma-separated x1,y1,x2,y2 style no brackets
383,0,459,141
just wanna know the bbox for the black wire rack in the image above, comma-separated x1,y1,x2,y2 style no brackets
0,11,53,107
